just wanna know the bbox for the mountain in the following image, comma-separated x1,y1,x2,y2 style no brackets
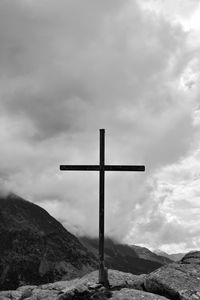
154,249,186,261
80,237,166,275
130,245,172,264
168,252,186,261
0,193,97,291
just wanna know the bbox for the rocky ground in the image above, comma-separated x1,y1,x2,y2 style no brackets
1,251,200,300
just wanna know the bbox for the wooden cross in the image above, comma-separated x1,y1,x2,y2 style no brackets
60,129,145,285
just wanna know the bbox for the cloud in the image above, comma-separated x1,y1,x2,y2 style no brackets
0,0,200,252
138,0,200,26
127,142,200,252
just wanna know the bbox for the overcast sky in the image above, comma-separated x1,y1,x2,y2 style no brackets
0,0,200,254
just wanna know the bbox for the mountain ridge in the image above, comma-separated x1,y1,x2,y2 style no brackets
130,245,172,264
154,249,186,261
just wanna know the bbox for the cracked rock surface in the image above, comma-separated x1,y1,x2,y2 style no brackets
181,251,200,265
0,270,167,300
144,252,200,300
110,288,169,300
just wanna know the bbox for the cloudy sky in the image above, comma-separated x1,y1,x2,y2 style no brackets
0,0,200,254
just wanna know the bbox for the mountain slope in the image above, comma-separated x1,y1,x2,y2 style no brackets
131,245,172,264
154,250,186,262
0,193,97,290
80,237,164,275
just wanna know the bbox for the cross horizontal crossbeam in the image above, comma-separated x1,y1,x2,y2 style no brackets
60,165,145,171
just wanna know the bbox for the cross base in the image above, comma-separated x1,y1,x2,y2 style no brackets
99,263,109,287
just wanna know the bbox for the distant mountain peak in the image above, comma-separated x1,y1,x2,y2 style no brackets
154,249,186,262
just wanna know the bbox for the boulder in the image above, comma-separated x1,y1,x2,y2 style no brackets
57,270,146,299
0,290,22,300
181,251,200,265
144,261,200,300
108,269,146,290
111,288,169,300
74,269,146,290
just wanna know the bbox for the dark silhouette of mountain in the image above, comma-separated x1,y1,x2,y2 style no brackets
154,249,186,261
0,193,97,291
131,245,172,264
80,237,165,275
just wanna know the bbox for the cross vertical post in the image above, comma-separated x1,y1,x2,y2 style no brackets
99,129,105,284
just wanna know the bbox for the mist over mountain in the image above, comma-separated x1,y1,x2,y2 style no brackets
0,193,97,290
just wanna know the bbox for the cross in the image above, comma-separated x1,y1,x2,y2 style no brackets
60,129,145,285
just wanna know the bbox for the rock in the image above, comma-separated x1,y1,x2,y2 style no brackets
0,269,147,299
56,270,167,300
181,251,200,265
0,285,171,300
0,290,22,300
111,288,169,299
57,269,146,299
107,270,146,290
17,285,36,299
144,261,200,300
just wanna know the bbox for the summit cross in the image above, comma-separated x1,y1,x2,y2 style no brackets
60,129,145,285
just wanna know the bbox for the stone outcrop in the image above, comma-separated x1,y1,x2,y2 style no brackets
144,251,200,300
0,270,168,300
181,251,200,265
110,288,169,300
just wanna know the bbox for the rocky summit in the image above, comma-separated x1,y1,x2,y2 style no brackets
0,193,97,291
144,250,200,300
0,270,168,300
180,251,200,265
1,251,200,299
